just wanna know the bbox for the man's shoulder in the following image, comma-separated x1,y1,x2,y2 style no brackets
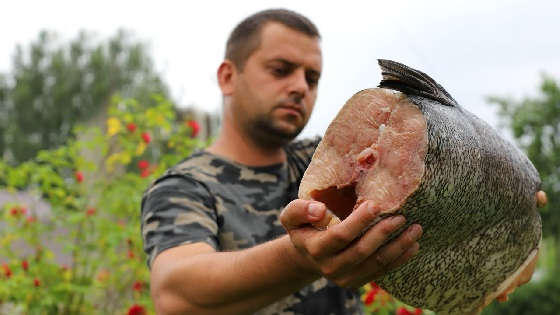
286,136,322,152
284,136,322,165
167,137,323,174
166,150,222,178
142,150,222,200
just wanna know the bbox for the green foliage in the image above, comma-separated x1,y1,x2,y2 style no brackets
482,271,560,315
488,75,560,241
0,95,201,314
481,240,559,315
484,74,560,314
0,30,169,164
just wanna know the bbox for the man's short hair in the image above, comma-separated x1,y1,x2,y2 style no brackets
225,8,320,71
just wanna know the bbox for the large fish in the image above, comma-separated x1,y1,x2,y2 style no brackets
298,60,543,314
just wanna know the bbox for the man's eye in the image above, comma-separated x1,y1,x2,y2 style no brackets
272,67,289,76
306,75,319,88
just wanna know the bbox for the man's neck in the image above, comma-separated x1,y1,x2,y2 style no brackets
206,126,287,167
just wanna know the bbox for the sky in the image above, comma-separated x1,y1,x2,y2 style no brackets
2,0,559,140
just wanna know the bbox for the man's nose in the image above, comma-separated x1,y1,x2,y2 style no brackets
288,68,309,97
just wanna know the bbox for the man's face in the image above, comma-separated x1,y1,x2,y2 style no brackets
229,22,322,148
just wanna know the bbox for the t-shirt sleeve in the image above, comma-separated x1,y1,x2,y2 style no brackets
140,174,218,268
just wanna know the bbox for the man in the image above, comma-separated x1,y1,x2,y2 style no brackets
141,9,422,315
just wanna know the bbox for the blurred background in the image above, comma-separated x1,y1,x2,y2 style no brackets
0,0,558,314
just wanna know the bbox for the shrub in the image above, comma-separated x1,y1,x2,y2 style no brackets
0,95,202,314
361,282,431,315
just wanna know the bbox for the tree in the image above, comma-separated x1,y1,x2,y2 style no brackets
488,74,560,264
0,29,169,164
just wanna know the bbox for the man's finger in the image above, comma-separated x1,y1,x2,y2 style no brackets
313,201,381,256
344,241,421,289
280,199,327,231
343,215,408,266
384,241,420,272
365,224,422,276
311,210,341,230
537,191,547,208
313,215,407,278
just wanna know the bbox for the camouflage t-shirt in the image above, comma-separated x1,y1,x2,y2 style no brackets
141,137,363,315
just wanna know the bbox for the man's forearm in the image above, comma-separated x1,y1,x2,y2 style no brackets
152,235,319,315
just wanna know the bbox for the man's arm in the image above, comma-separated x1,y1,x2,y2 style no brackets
150,199,422,315
150,235,317,315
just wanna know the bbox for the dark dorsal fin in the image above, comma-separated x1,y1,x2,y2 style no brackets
377,59,458,107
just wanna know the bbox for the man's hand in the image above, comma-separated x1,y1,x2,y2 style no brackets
537,190,547,208
280,199,422,288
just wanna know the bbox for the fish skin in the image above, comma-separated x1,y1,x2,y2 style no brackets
373,60,542,314
299,59,542,314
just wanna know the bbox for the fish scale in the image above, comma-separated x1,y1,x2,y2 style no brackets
299,60,542,314
380,88,541,314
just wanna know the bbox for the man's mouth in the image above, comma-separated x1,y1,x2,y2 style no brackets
276,104,305,119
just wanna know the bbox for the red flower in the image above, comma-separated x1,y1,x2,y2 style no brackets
187,120,200,137
128,250,136,259
127,304,146,315
75,171,84,183
137,160,149,170
86,208,96,216
22,260,29,271
140,169,150,178
127,122,137,133
2,264,12,278
26,216,36,224
10,207,19,216
414,308,423,315
34,278,41,287
133,281,143,291
396,307,413,315
141,132,151,144
364,289,377,305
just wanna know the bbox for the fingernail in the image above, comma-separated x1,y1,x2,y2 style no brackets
391,216,405,227
410,225,423,240
308,203,323,218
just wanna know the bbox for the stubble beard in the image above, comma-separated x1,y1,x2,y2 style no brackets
246,112,304,150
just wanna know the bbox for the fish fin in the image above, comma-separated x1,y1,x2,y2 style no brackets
377,59,458,107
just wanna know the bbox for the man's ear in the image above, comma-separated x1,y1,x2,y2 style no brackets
217,60,236,96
